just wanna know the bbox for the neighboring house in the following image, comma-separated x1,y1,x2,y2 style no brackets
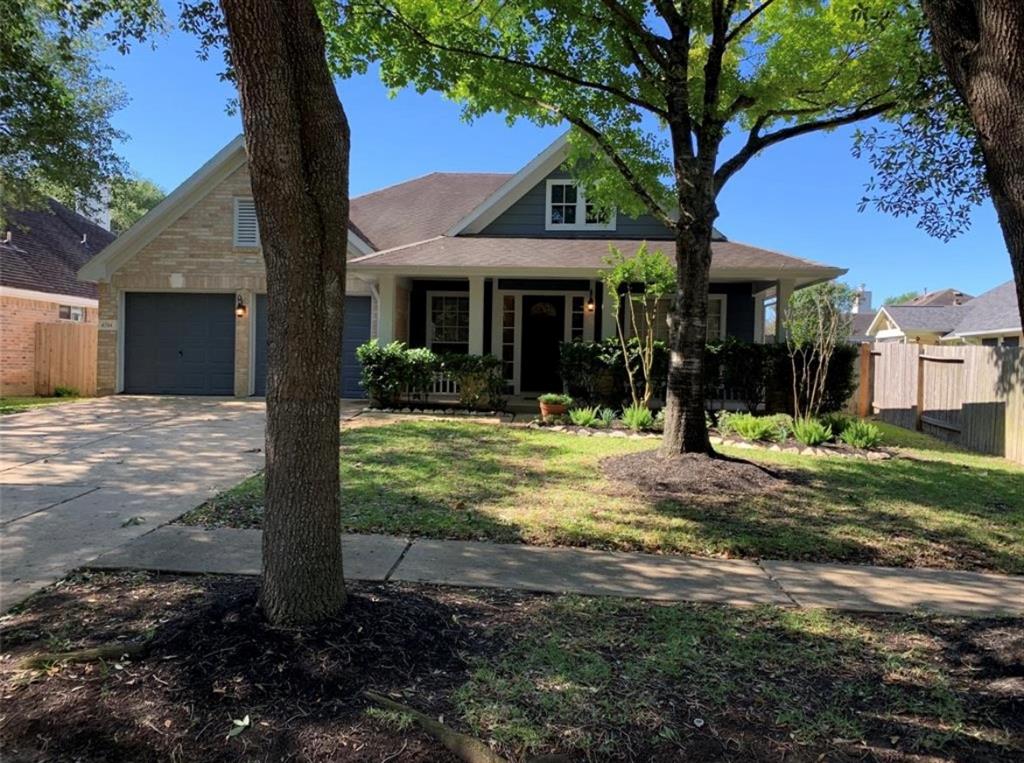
1,200,114,395
848,286,876,343
900,288,972,307
78,134,846,399
866,280,1020,347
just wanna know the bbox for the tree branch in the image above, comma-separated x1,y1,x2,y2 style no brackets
714,100,895,193
726,0,778,43
369,1,669,118
597,0,671,70
565,115,676,228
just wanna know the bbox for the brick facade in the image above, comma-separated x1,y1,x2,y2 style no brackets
95,164,372,396
1,294,97,396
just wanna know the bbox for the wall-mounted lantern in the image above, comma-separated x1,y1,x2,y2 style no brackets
586,291,596,312
235,295,247,318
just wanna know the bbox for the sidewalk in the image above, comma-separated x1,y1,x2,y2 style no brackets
88,526,1024,617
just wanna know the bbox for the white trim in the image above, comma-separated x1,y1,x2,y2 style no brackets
945,327,1022,338
864,306,897,337
0,285,98,308
79,135,248,282
116,288,125,393
708,293,727,341
247,290,258,396
347,229,375,257
447,133,571,236
544,179,616,232
58,305,87,322
424,290,471,351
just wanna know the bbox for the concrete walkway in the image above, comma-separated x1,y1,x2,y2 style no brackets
0,397,365,610
89,526,1024,617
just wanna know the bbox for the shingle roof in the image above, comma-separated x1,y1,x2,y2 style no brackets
947,280,1020,335
349,235,842,275
902,288,972,306
2,199,114,299
349,172,512,251
880,305,964,332
849,311,876,342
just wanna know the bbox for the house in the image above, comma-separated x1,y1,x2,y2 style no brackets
1,200,115,395
78,134,847,399
848,286,876,343
901,288,972,307
866,280,1020,347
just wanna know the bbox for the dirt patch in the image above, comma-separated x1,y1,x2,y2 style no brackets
602,449,797,500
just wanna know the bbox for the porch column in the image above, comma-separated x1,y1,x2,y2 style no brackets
600,285,618,341
468,275,485,355
753,291,766,344
775,279,796,343
376,273,396,343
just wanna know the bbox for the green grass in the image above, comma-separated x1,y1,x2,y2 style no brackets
0,396,79,415
453,597,1020,760
181,418,1024,573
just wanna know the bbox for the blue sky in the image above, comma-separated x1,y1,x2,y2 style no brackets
100,21,1013,306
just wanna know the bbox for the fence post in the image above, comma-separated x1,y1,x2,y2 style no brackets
915,345,925,431
857,342,872,418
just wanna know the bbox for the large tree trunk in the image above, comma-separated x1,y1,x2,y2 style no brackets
221,0,349,624
660,220,714,456
923,0,1024,329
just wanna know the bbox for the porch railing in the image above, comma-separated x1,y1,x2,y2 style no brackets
430,372,460,396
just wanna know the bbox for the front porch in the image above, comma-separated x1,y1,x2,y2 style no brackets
362,273,797,398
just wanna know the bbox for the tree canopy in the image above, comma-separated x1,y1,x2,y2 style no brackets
109,176,165,234
883,290,921,305
1,0,163,227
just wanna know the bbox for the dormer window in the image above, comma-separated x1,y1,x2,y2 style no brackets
233,198,260,247
545,180,616,231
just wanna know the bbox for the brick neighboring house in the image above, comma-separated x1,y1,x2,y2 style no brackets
78,134,846,399
1,200,114,395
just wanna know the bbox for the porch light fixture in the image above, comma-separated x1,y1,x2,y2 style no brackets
235,295,247,318
586,292,596,312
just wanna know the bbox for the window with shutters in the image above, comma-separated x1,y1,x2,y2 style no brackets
233,198,260,247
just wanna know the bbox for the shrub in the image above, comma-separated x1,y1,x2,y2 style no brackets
404,347,439,399
621,402,655,431
441,353,504,410
599,407,617,427
793,417,833,446
53,385,79,398
727,412,787,442
559,341,607,405
355,340,410,406
840,420,884,449
568,406,601,427
820,412,851,437
653,408,665,432
538,393,573,406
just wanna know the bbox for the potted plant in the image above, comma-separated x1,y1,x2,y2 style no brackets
538,393,573,418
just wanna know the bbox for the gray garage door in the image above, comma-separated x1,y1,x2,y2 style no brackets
123,292,236,395
254,294,371,398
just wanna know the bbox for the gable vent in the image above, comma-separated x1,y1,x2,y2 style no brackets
233,198,260,247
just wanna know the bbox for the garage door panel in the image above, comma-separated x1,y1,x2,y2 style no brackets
124,293,236,395
254,294,370,398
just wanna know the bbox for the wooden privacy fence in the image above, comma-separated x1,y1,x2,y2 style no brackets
34,322,97,397
856,342,1024,463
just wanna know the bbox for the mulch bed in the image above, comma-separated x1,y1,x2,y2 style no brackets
2,573,1022,762
602,450,797,500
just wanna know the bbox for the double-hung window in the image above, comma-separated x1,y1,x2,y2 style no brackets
58,305,85,322
427,293,470,355
545,180,616,231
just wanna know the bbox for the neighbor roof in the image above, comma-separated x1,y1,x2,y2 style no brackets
873,305,964,333
350,172,511,251
902,288,972,307
945,280,1020,337
349,235,844,280
2,199,114,299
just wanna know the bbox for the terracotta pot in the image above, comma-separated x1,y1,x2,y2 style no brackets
539,402,567,418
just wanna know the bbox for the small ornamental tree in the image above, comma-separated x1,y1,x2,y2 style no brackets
784,282,855,420
601,243,675,408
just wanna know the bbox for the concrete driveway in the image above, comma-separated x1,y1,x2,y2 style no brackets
0,397,275,610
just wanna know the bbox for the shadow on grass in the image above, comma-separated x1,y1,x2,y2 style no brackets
3,574,1021,762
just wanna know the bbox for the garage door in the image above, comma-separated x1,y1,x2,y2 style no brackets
254,294,371,398
123,293,236,395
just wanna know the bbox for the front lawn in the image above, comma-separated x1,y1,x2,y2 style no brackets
2,572,1020,761
0,395,79,415
181,419,1024,573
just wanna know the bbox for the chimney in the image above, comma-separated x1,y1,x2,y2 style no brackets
953,291,965,306
76,184,111,231
852,284,872,314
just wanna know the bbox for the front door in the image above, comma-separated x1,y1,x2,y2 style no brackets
520,295,565,393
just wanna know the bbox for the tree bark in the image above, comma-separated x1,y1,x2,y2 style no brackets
220,0,349,624
660,217,715,456
923,0,1024,329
